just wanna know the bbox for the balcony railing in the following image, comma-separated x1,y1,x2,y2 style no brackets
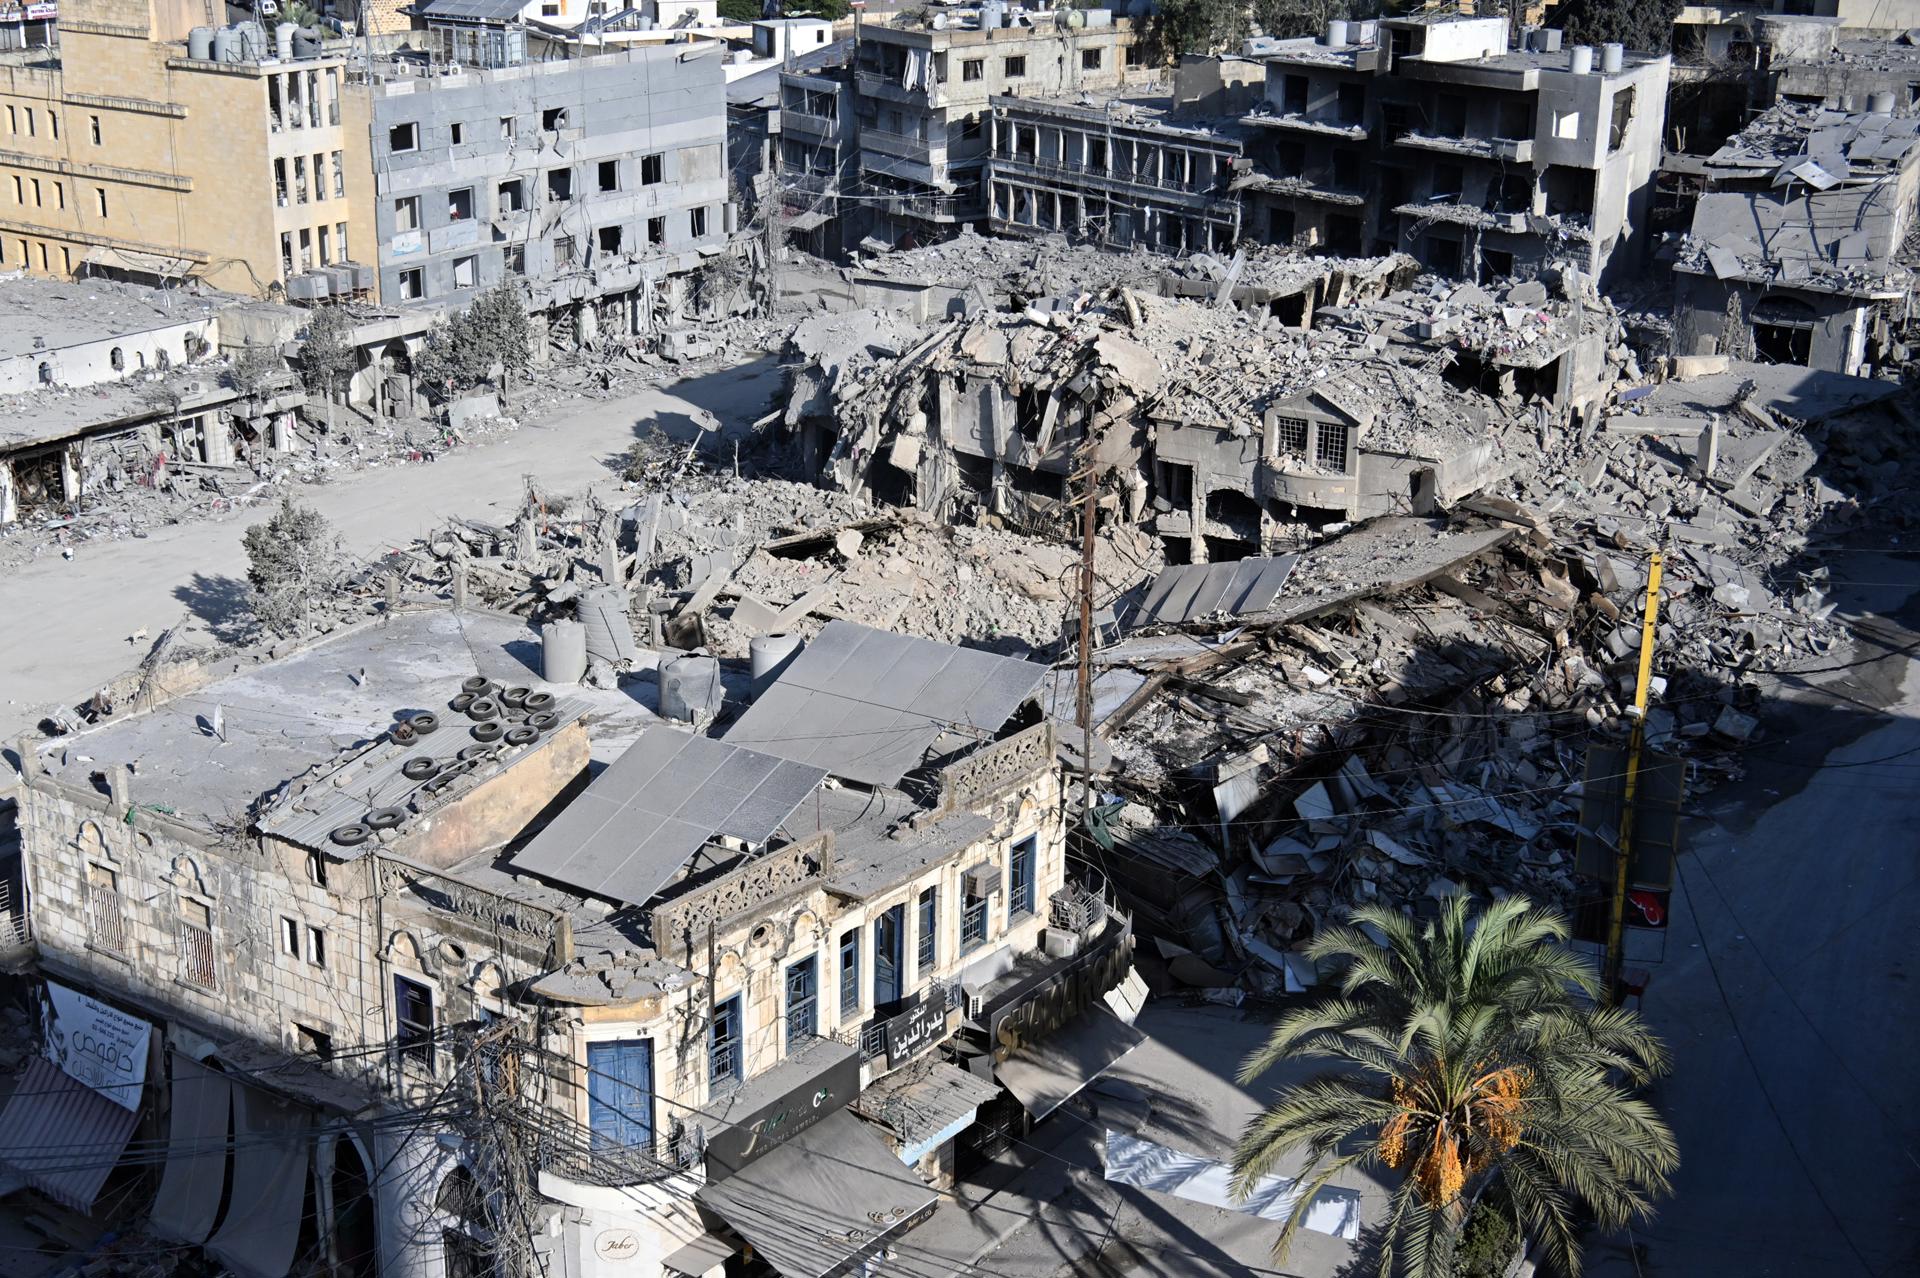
786,996,817,1046
88,884,125,954
961,899,989,952
709,1038,742,1091
992,152,1237,205
179,921,217,990
0,878,28,956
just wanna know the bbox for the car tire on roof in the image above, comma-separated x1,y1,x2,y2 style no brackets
470,721,505,742
366,808,406,830
330,822,372,847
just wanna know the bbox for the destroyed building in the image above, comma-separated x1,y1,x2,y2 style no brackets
1670,101,1920,374
1,600,1145,1278
1240,16,1670,286
779,7,1155,251
984,86,1248,252
368,11,731,327
0,0,378,296
0,278,309,524
779,274,1568,562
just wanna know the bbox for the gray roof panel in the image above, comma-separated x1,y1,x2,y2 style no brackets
1130,555,1299,627
509,727,826,904
724,620,1049,787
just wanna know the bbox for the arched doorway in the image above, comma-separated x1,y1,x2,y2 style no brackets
330,1137,378,1278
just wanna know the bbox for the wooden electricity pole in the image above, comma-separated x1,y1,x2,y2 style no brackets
1604,548,1664,1002
1072,435,1102,820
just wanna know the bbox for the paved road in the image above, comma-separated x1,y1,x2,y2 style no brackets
0,357,783,741
1590,551,1920,1278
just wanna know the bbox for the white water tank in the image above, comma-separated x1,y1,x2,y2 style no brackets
749,633,802,693
188,25,214,58
660,655,722,723
1570,44,1593,75
1325,18,1347,48
275,21,296,59
1601,42,1623,73
238,21,269,60
213,26,238,61
542,620,588,683
1541,28,1562,52
1869,89,1896,113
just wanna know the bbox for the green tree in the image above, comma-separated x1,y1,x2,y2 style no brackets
717,0,762,20
1254,0,1346,38
1552,0,1682,54
1232,895,1677,1278
225,343,285,404
416,285,533,405
1143,0,1251,62
299,304,356,434
242,496,345,636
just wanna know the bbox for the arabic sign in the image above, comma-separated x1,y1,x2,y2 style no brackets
42,980,150,1111
388,230,423,258
705,1047,861,1178
984,921,1134,1065
883,993,949,1070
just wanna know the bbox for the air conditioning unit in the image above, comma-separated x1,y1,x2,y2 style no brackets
284,271,330,301
963,862,1001,895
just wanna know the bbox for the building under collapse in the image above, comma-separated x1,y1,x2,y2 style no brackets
781,244,1622,563
1670,100,1920,375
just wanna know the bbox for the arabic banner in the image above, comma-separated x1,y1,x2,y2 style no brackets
43,979,151,1111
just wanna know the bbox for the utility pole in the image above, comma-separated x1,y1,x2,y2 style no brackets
1072,431,1102,820
1603,547,1664,1003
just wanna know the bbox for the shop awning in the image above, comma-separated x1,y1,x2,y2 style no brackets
696,1111,936,1278
203,1085,310,1278
661,1230,736,1277
853,1059,1000,1166
0,1057,142,1211
995,1006,1146,1123
149,1056,233,1244
783,209,833,234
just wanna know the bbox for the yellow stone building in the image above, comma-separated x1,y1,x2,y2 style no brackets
0,0,374,297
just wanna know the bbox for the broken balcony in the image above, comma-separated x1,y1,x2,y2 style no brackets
1240,110,1369,141
1394,132,1533,163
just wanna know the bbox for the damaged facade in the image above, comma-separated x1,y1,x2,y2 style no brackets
1243,16,1669,285
1671,100,1920,374
369,7,732,326
781,242,1624,562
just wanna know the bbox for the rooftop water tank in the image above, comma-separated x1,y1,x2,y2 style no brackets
660,655,722,724
749,633,802,694
1541,28,1561,52
275,20,296,60
1601,42,1623,73
1869,89,1896,113
1569,44,1593,75
292,28,322,57
238,21,269,60
542,620,588,684
1325,18,1347,48
212,26,239,62
188,25,214,59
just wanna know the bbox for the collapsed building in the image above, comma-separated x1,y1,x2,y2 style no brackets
0,277,309,525
780,245,1626,563
1670,101,1920,375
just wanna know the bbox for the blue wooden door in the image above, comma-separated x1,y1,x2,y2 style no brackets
586,1039,654,1151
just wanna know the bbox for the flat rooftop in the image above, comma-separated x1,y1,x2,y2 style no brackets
992,87,1245,140
0,274,238,356
36,608,651,833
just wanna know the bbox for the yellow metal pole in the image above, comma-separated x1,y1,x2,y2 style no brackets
1605,549,1664,1002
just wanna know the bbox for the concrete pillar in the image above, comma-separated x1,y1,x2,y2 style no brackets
575,302,597,348
1696,415,1721,478
202,415,236,466
0,463,15,525
59,443,81,502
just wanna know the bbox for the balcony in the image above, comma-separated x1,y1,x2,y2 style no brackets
1234,172,1366,207
861,126,938,161
854,68,927,104
991,153,1239,210
1242,110,1368,141
0,877,28,961
1395,131,1535,163
961,899,990,952
783,107,838,139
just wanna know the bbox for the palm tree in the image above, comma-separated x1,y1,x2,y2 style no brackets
1231,895,1677,1278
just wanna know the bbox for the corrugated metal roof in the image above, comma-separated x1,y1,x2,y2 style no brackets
1131,555,1298,627
509,726,826,905
855,1059,1001,1143
418,0,526,21
0,1057,141,1212
258,698,590,854
724,621,1049,787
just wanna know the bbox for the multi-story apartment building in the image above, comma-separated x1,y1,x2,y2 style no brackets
789,7,1155,249
983,89,1246,251
369,5,730,327
1242,16,1670,286
0,0,375,295
1,608,1138,1278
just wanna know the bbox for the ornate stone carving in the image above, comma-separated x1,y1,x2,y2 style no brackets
940,721,1056,813
650,831,834,960
376,856,563,944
